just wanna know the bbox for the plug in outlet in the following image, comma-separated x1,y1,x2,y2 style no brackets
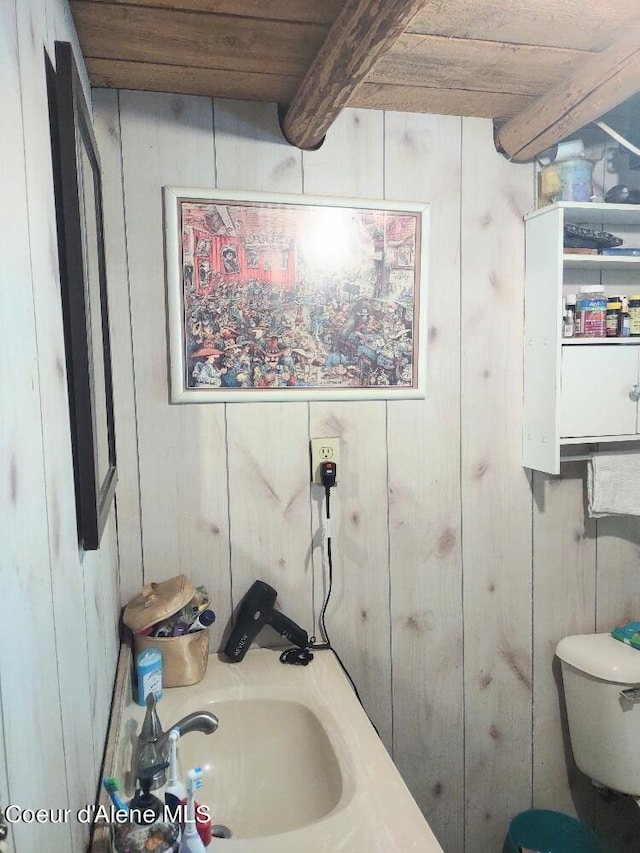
310,437,340,485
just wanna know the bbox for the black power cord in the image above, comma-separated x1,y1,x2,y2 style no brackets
279,462,334,667
280,461,366,713
314,460,336,649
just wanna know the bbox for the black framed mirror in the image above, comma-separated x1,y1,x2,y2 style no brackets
48,41,117,551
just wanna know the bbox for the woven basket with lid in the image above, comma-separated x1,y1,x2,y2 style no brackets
123,574,210,687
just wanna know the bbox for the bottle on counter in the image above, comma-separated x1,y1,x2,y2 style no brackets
136,646,162,706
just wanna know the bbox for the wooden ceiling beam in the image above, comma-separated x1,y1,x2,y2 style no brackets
495,27,640,162
372,34,586,96
69,2,325,76
408,0,639,52
75,0,341,26
352,82,534,119
279,0,430,150
86,58,301,103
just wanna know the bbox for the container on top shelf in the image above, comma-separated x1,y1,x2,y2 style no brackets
523,202,640,474
537,157,594,208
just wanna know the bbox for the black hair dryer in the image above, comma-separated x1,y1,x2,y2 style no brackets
222,580,309,662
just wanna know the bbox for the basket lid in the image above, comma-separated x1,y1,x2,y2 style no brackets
123,574,195,634
556,633,640,684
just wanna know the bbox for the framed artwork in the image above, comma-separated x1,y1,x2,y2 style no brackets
164,187,429,402
49,41,117,550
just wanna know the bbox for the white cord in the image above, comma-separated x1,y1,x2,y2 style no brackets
594,120,640,159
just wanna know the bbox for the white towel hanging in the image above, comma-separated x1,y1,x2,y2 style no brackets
587,451,640,517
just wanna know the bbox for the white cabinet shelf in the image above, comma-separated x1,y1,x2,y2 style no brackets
563,254,640,271
561,337,640,345
523,202,640,474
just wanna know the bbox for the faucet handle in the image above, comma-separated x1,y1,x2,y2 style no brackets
140,693,163,743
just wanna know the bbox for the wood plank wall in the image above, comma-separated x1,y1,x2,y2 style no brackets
1,2,121,850
95,92,640,852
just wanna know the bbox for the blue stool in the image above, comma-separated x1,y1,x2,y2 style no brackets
504,809,612,853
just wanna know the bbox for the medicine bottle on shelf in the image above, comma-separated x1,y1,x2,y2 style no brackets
629,295,640,336
606,296,621,337
619,296,631,337
575,285,606,337
562,295,575,337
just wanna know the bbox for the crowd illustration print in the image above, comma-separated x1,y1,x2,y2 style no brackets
179,198,421,392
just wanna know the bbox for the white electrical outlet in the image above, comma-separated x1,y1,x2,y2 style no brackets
310,437,340,484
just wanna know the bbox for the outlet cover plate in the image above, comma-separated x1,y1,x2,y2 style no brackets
310,437,340,484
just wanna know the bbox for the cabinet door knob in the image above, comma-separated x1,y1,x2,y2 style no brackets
631,385,640,402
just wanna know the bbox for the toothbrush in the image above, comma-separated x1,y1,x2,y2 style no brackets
102,776,129,812
164,729,187,811
179,768,207,853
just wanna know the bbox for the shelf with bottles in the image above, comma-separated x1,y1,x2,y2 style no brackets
561,338,640,344
523,203,640,473
561,287,640,342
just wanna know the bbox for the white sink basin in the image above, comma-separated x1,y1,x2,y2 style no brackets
175,697,343,838
112,648,443,852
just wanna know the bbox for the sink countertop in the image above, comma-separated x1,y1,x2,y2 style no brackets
101,647,444,853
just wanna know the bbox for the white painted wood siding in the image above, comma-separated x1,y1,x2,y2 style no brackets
385,111,464,851
304,110,393,748
1,2,121,850
102,94,640,853
215,101,312,636
461,117,534,853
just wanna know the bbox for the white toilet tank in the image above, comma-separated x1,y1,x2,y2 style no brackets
556,633,640,795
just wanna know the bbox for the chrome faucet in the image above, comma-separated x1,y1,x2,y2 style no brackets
136,694,219,789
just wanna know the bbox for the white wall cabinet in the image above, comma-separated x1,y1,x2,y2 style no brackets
560,343,640,439
523,202,640,474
